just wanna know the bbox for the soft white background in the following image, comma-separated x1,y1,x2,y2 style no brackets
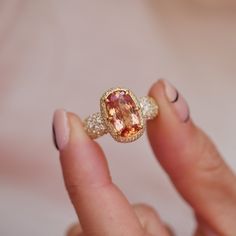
0,1,236,235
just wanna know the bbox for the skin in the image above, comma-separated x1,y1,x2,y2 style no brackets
58,81,236,236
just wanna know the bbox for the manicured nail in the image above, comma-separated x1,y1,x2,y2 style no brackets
52,109,69,151
163,79,190,123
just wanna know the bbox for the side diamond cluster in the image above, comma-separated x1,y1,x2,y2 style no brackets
139,96,158,120
83,112,108,139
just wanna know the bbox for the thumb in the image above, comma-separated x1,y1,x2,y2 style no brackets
53,110,143,236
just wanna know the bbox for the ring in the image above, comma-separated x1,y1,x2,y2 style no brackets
83,87,158,143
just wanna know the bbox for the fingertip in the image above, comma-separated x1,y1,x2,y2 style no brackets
52,109,93,152
148,79,191,125
66,112,91,147
147,79,193,141
146,79,196,173
57,110,111,191
148,79,166,106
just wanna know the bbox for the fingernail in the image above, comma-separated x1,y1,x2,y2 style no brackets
52,109,70,151
163,79,190,123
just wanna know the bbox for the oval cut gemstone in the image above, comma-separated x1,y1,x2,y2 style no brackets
103,89,143,139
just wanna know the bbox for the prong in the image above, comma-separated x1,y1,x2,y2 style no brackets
107,116,113,121
138,124,143,129
115,130,122,136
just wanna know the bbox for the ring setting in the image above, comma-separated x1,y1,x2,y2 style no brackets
84,87,158,143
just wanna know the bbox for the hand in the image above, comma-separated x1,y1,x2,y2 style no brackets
53,80,236,236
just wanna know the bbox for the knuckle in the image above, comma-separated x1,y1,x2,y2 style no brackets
133,203,159,219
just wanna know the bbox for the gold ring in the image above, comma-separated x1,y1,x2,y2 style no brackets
83,87,158,143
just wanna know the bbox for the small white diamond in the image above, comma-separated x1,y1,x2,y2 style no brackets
84,112,108,139
140,96,158,120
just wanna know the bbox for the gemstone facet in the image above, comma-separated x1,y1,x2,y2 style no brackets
101,88,144,142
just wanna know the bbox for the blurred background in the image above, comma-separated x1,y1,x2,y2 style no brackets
0,0,236,235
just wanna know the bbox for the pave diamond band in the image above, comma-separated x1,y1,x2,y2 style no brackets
83,88,158,143
84,112,108,139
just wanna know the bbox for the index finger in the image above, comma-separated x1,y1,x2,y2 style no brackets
147,80,236,235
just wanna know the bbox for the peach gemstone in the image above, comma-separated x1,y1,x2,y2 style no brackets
105,90,143,138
